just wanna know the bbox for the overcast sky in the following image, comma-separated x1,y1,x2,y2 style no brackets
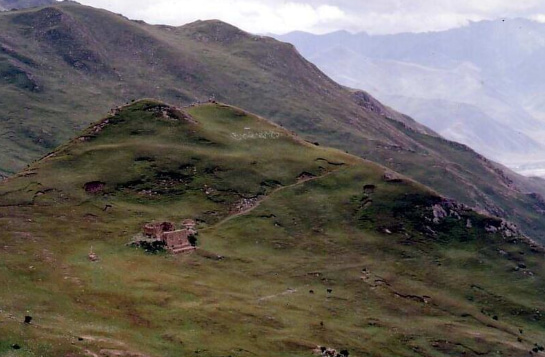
74,0,545,35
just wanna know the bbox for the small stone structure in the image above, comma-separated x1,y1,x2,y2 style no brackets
181,219,197,231
142,220,197,254
143,221,175,238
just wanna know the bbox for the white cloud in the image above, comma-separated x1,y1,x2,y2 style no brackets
74,0,545,34
531,14,545,23
76,0,346,34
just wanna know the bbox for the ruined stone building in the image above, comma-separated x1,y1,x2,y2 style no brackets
142,220,197,254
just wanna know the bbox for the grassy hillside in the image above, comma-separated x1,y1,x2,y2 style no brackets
0,3,544,244
0,101,544,356
0,0,55,11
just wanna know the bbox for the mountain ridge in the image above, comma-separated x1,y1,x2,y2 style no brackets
1,2,545,244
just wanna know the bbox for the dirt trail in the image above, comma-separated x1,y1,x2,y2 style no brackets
201,167,347,232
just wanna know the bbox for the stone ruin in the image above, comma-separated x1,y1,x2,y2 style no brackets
143,221,175,238
313,346,350,357
141,219,198,254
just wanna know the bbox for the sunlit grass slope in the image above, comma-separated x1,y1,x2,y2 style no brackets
0,101,544,356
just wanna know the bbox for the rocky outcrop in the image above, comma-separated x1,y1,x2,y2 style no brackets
143,103,196,123
527,192,545,215
484,220,519,238
383,171,403,183
352,91,388,117
297,172,316,181
352,90,437,136
231,197,260,214
428,198,521,239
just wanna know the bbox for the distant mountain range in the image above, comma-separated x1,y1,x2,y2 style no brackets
275,19,545,177
0,0,56,10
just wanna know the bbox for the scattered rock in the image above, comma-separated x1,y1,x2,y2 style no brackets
12,344,21,350
24,315,32,324
485,225,498,233
297,172,316,181
313,346,343,357
527,192,545,215
484,219,520,238
144,104,196,124
432,204,448,224
90,119,110,134
231,197,260,214
383,171,403,183
352,90,387,116
88,248,99,262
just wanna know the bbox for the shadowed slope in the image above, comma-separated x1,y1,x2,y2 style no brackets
0,0,55,11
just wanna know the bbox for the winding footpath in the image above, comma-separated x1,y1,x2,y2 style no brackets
200,167,348,233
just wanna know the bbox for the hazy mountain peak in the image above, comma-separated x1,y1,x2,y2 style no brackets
275,19,545,178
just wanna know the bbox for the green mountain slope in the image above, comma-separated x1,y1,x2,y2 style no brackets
1,101,545,356
0,3,544,244
0,0,55,11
